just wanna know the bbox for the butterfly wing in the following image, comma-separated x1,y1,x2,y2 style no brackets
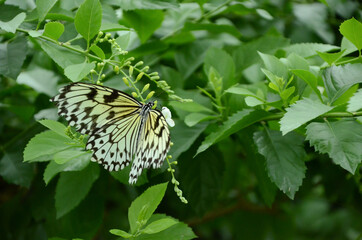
129,109,171,184
51,83,143,172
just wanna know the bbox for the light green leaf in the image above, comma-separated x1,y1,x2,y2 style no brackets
64,61,95,82
109,229,132,238
135,214,196,240
128,182,168,233
256,8,273,20
245,96,264,106
39,41,85,69
306,120,362,173
54,149,87,164
184,113,216,127
254,130,306,199
0,152,34,188
100,21,128,32
74,0,102,43
317,50,345,65
89,44,105,59
280,98,333,135
183,22,242,38
322,63,362,104
339,18,362,51
43,21,64,40
196,110,274,156
0,12,26,33
38,119,67,138
24,131,72,162
284,43,339,58
55,163,99,218
286,53,309,70
115,32,131,50
291,69,321,99
347,89,362,112
36,0,58,23
43,152,91,185
123,10,163,43
17,67,59,96
0,36,27,79
142,218,178,234
259,52,289,80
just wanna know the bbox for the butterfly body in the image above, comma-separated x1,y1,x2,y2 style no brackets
51,83,171,184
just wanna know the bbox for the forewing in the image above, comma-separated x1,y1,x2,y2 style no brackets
129,109,171,184
51,82,141,134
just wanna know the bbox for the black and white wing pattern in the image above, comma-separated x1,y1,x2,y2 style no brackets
51,82,171,184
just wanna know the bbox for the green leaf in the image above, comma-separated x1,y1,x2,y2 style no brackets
0,36,27,79
89,45,105,59
259,52,289,80
135,214,196,240
100,22,128,32
322,63,362,104
17,67,59,96
286,53,309,70
183,22,242,38
254,130,306,199
204,48,235,89
317,50,345,65
116,0,179,10
233,35,289,71
43,21,64,40
109,229,132,238
184,113,216,127
0,152,34,188
339,18,362,51
64,61,95,82
306,120,362,173
36,0,58,23
280,98,333,135
23,130,72,162
284,43,339,58
38,119,67,138
196,110,274,156
256,8,273,20
39,41,85,69
245,96,264,107
55,163,99,218
128,182,168,233
115,32,131,50
347,88,362,112
175,40,215,80
291,69,321,99
141,217,178,234
123,10,164,43
0,12,26,33
74,0,102,43
43,152,91,185
54,148,88,164
293,3,334,43
169,101,214,114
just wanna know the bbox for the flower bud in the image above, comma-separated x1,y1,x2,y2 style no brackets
141,84,150,93
129,66,134,76
131,92,138,98
145,91,155,100
122,77,129,86
135,72,144,82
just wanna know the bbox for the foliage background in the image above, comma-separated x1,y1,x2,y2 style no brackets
0,0,362,239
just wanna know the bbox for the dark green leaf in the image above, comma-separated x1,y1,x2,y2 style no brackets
36,0,58,23
110,164,148,186
123,10,164,43
254,130,306,199
109,229,132,238
55,163,99,218
196,110,273,156
184,113,216,127
0,36,27,79
291,69,321,99
0,152,34,188
43,152,91,185
183,22,241,38
306,120,362,173
0,12,26,33
74,0,102,43
128,182,168,233
322,63,362,104
43,21,64,40
280,98,333,135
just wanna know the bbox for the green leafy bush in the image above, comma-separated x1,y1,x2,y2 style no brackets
0,0,361,239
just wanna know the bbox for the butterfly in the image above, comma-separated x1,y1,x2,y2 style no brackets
51,82,172,184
